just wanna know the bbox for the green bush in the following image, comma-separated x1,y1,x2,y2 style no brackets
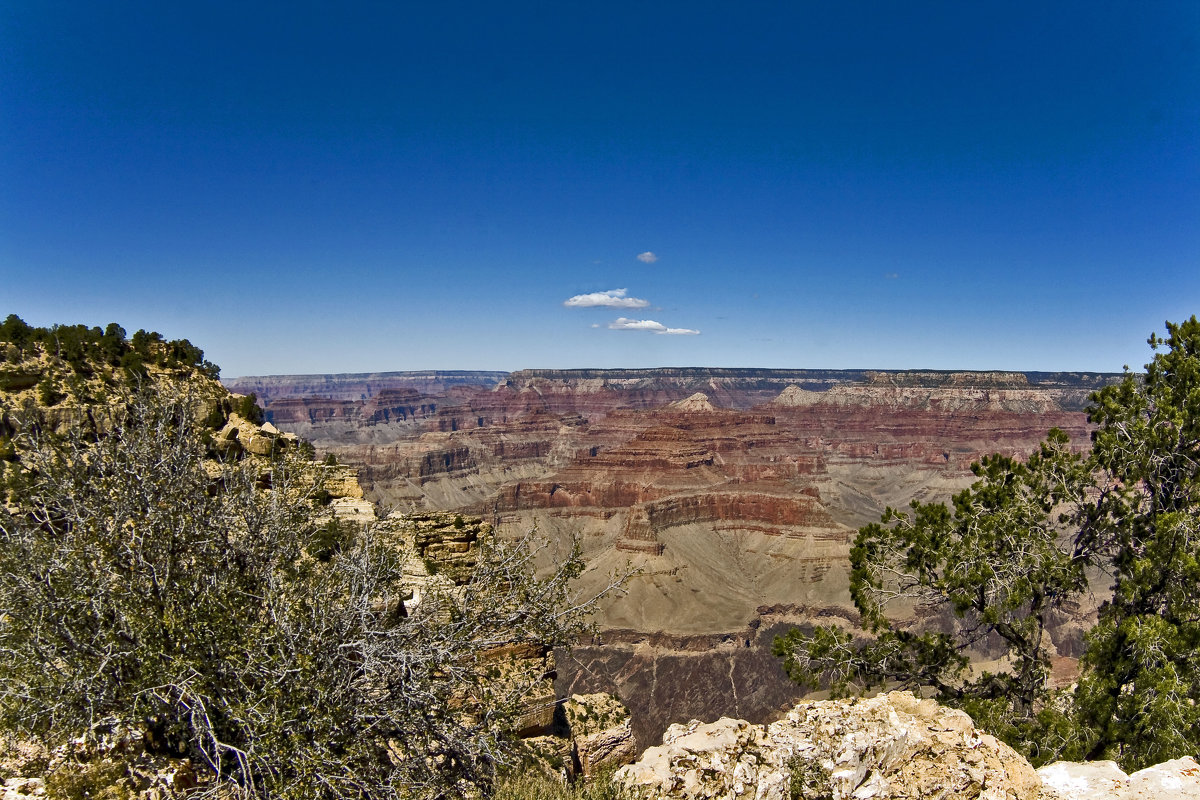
307,519,352,561
234,393,265,424
0,388,601,799
37,377,62,406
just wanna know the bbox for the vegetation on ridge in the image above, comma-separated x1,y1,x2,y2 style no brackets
776,315,1200,770
1,313,219,384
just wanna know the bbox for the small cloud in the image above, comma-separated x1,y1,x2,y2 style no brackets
608,317,700,335
608,318,666,331
885,272,900,279
637,251,658,263
563,288,650,309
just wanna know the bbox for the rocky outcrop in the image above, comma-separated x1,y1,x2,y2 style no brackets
561,693,638,778
212,411,300,457
400,511,486,585
611,691,1200,800
671,392,718,412
613,691,1041,800
1038,757,1200,799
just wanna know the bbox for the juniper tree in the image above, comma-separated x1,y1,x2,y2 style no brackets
1073,316,1200,769
773,430,1098,763
775,316,1200,770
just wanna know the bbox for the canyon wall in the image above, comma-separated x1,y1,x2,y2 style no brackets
226,368,1120,747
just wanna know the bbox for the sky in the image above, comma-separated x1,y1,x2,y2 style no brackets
2,2,1198,378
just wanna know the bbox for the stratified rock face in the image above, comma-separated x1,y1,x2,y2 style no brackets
612,691,1042,800
232,368,1122,747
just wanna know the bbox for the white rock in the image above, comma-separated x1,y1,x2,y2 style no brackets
613,692,1040,800
1128,757,1200,799
1037,760,1128,799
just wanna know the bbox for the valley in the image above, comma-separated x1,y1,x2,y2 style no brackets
225,367,1118,747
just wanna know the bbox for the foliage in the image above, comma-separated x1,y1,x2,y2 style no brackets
774,431,1094,764
233,393,265,424
0,314,219,379
0,388,608,799
45,759,136,800
775,316,1200,770
491,768,626,800
1072,316,1200,769
787,755,832,800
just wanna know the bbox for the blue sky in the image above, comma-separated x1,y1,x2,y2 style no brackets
3,2,1198,377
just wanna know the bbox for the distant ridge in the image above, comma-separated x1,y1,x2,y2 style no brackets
226,367,1126,407
509,367,1124,388
223,370,508,405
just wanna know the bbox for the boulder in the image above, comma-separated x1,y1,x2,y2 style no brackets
1130,758,1200,798
1037,760,1129,799
1038,756,1200,800
613,691,1040,800
562,693,637,778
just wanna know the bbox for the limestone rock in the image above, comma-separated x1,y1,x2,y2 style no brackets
320,464,365,499
327,496,376,523
612,691,1041,800
563,693,637,778
1038,756,1200,800
2,777,44,800
1037,760,1129,799
1129,758,1200,799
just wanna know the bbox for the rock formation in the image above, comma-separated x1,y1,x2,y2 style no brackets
1038,757,1200,799
613,691,1040,800
611,692,1200,800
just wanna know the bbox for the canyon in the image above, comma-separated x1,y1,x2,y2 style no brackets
224,367,1119,748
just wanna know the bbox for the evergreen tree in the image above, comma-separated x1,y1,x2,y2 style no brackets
1074,316,1200,769
776,316,1200,769
774,431,1096,763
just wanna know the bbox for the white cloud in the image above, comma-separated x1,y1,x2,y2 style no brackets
608,317,665,331
563,288,650,309
637,251,658,263
608,317,700,335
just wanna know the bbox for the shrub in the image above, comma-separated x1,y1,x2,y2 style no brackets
233,393,264,424
0,388,608,798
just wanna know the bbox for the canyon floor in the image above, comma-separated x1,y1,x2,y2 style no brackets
225,367,1118,748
